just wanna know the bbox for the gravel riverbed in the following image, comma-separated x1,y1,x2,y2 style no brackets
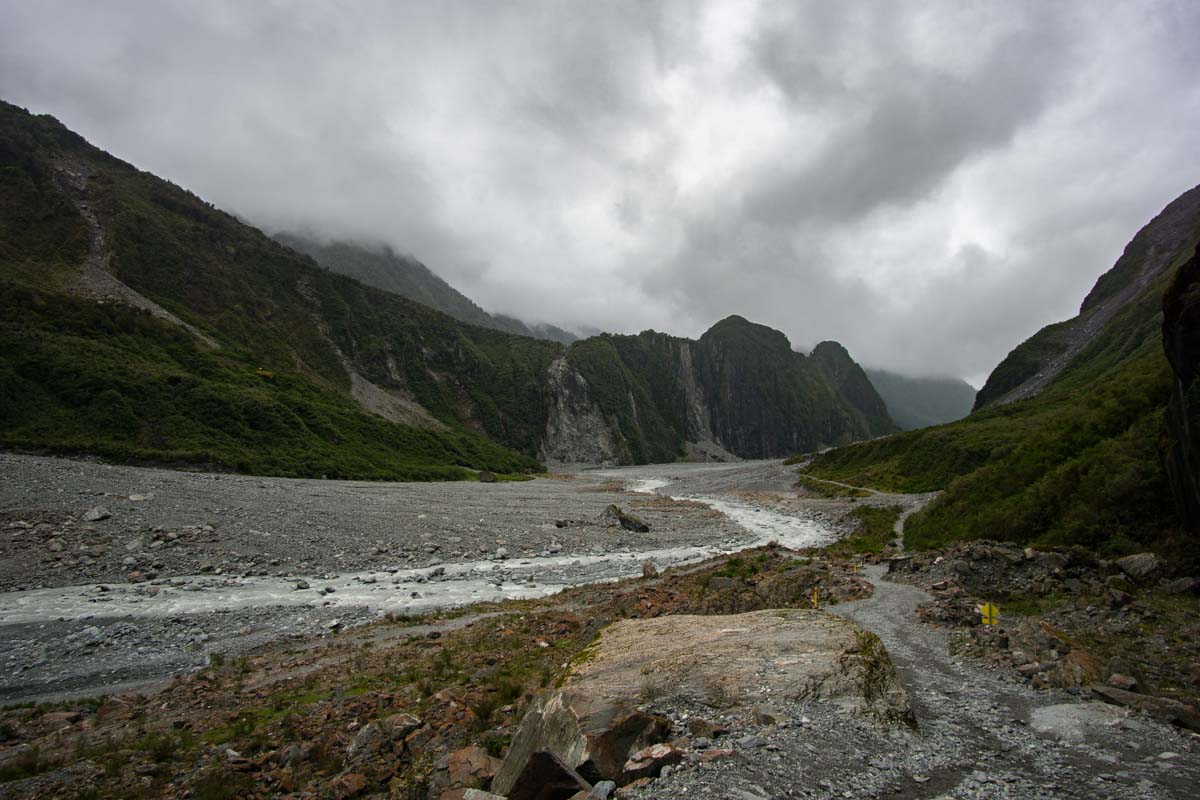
0,453,825,704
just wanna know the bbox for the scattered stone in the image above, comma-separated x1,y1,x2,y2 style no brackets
82,507,111,522
478,471,497,483
566,780,616,799
1091,685,1200,731
294,580,310,590
1163,576,1200,595
641,561,658,579
698,749,743,763
753,704,787,726
687,718,728,739
1108,673,1139,692
446,745,502,790
327,771,367,799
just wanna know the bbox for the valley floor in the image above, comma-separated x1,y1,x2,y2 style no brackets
1,453,1197,799
0,454,843,704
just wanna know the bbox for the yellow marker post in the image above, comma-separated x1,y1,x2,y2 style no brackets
980,602,1000,626
812,587,819,609
851,563,860,574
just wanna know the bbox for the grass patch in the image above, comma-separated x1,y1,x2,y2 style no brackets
823,505,903,557
795,474,870,498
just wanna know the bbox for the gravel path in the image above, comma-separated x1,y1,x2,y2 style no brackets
625,563,1200,799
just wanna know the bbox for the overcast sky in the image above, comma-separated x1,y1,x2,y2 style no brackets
3,1,1198,384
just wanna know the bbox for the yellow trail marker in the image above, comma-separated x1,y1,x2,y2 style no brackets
812,587,819,609
980,602,1000,626
851,563,860,574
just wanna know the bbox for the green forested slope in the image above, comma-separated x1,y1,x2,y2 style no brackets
0,100,559,479
802,186,1200,563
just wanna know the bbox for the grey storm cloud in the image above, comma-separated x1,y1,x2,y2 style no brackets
2,0,1199,385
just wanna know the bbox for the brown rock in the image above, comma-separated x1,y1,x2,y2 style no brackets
622,743,683,781
641,561,658,579
1045,650,1104,688
328,772,368,799
40,710,83,729
447,745,503,790
1108,673,1139,692
686,718,728,739
478,471,498,483
698,748,745,763
1091,685,1200,731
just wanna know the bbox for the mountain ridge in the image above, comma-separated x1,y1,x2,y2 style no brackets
974,185,1200,410
0,100,890,475
276,232,578,344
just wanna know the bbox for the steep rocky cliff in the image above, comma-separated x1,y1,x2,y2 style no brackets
540,317,896,465
976,186,1200,410
1163,243,1200,530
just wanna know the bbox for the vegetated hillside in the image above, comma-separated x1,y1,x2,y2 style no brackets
0,100,900,476
974,186,1200,410
864,368,976,430
276,233,577,344
542,316,897,464
800,184,1200,565
0,100,561,479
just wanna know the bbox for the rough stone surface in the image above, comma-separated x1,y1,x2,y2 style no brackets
492,693,670,792
557,610,909,719
1115,552,1164,584
1163,240,1200,531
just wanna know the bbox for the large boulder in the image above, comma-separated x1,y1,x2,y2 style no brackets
493,610,911,793
491,693,670,794
1115,552,1164,584
599,504,650,533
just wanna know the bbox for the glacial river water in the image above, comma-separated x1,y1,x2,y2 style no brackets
0,472,835,625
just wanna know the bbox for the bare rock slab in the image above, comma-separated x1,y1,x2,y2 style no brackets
493,610,911,794
563,609,910,718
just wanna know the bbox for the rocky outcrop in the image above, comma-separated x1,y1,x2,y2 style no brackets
539,356,621,465
1163,242,1200,531
543,317,896,465
493,610,911,794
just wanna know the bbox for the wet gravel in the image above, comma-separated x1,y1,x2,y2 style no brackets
0,453,772,705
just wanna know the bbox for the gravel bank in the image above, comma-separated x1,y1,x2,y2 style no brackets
0,453,814,704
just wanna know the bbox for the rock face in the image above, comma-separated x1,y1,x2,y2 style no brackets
539,356,621,465
493,610,911,794
976,185,1200,410
1162,242,1200,531
541,318,896,465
